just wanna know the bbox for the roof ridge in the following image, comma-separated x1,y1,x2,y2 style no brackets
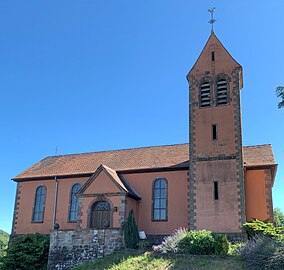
46,143,189,158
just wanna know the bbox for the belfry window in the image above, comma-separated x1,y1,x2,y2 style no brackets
200,80,212,107
153,178,167,221
69,183,81,222
32,186,46,222
216,79,229,105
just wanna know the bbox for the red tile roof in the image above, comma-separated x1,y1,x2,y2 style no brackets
13,143,276,180
243,144,276,167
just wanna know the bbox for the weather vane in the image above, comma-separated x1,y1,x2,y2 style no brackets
208,7,216,33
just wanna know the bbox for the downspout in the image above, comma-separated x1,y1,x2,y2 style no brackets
53,176,59,229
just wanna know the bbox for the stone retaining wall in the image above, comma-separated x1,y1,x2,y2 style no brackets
48,229,124,270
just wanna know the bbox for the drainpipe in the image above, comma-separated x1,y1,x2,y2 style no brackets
53,176,59,230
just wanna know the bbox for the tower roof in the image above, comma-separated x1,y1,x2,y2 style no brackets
187,32,243,89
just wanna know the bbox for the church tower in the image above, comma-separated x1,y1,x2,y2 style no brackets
187,31,246,233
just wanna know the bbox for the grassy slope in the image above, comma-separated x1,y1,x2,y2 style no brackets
73,251,247,270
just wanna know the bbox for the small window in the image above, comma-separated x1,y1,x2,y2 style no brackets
212,124,217,140
69,183,81,222
153,178,167,221
213,181,219,200
211,51,215,61
200,80,212,107
32,186,46,222
217,79,229,105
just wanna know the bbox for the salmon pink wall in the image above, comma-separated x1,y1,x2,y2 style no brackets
55,177,87,230
15,180,55,234
245,169,272,221
122,171,188,235
195,160,241,232
14,177,88,234
126,197,139,221
84,171,121,195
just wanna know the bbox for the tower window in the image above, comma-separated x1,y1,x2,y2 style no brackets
212,124,217,140
200,80,212,107
217,79,229,105
211,51,215,61
213,181,219,200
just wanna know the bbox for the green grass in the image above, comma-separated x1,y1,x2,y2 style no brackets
73,250,247,270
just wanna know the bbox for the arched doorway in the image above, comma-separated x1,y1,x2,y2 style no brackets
90,201,112,229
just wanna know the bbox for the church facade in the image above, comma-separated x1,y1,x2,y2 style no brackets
12,32,277,239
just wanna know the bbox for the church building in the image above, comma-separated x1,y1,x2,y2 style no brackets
11,31,277,240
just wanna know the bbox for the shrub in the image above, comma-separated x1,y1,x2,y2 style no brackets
153,228,187,253
0,233,49,270
241,220,284,239
137,240,151,250
124,211,140,249
268,242,284,269
228,242,245,256
239,234,278,269
178,230,229,255
212,233,230,255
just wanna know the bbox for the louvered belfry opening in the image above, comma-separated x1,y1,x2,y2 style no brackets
217,79,228,105
200,81,211,107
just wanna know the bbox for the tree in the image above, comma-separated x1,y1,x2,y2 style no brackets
276,86,284,108
123,211,140,249
274,208,284,227
0,230,9,256
1,233,49,270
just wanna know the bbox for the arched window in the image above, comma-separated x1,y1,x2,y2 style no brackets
216,78,229,105
153,178,167,221
69,183,81,222
90,201,111,229
32,186,46,222
200,80,212,107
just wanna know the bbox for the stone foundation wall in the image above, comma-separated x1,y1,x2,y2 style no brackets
48,229,124,270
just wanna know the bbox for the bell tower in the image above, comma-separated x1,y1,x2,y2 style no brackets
187,31,246,233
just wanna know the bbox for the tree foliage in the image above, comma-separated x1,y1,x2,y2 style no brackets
241,219,284,239
274,208,284,227
0,230,9,256
124,211,140,249
276,86,284,108
0,233,49,270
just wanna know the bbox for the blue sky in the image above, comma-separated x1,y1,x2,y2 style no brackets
0,1,283,233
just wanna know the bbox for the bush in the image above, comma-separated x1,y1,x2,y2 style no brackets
228,242,245,256
153,228,187,253
178,230,229,255
239,235,279,269
0,233,49,270
153,229,230,255
268,242,284,269
124,211,140,249
241,220,284,239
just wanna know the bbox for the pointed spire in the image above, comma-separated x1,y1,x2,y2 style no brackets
208,7,216,33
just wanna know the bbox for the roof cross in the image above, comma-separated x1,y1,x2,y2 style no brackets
208,7,216,33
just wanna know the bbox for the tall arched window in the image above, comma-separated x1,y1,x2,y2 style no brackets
200,80,212,107
216,78,229,105
32,186,46,222
153,178,167,221
69,183,81,222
